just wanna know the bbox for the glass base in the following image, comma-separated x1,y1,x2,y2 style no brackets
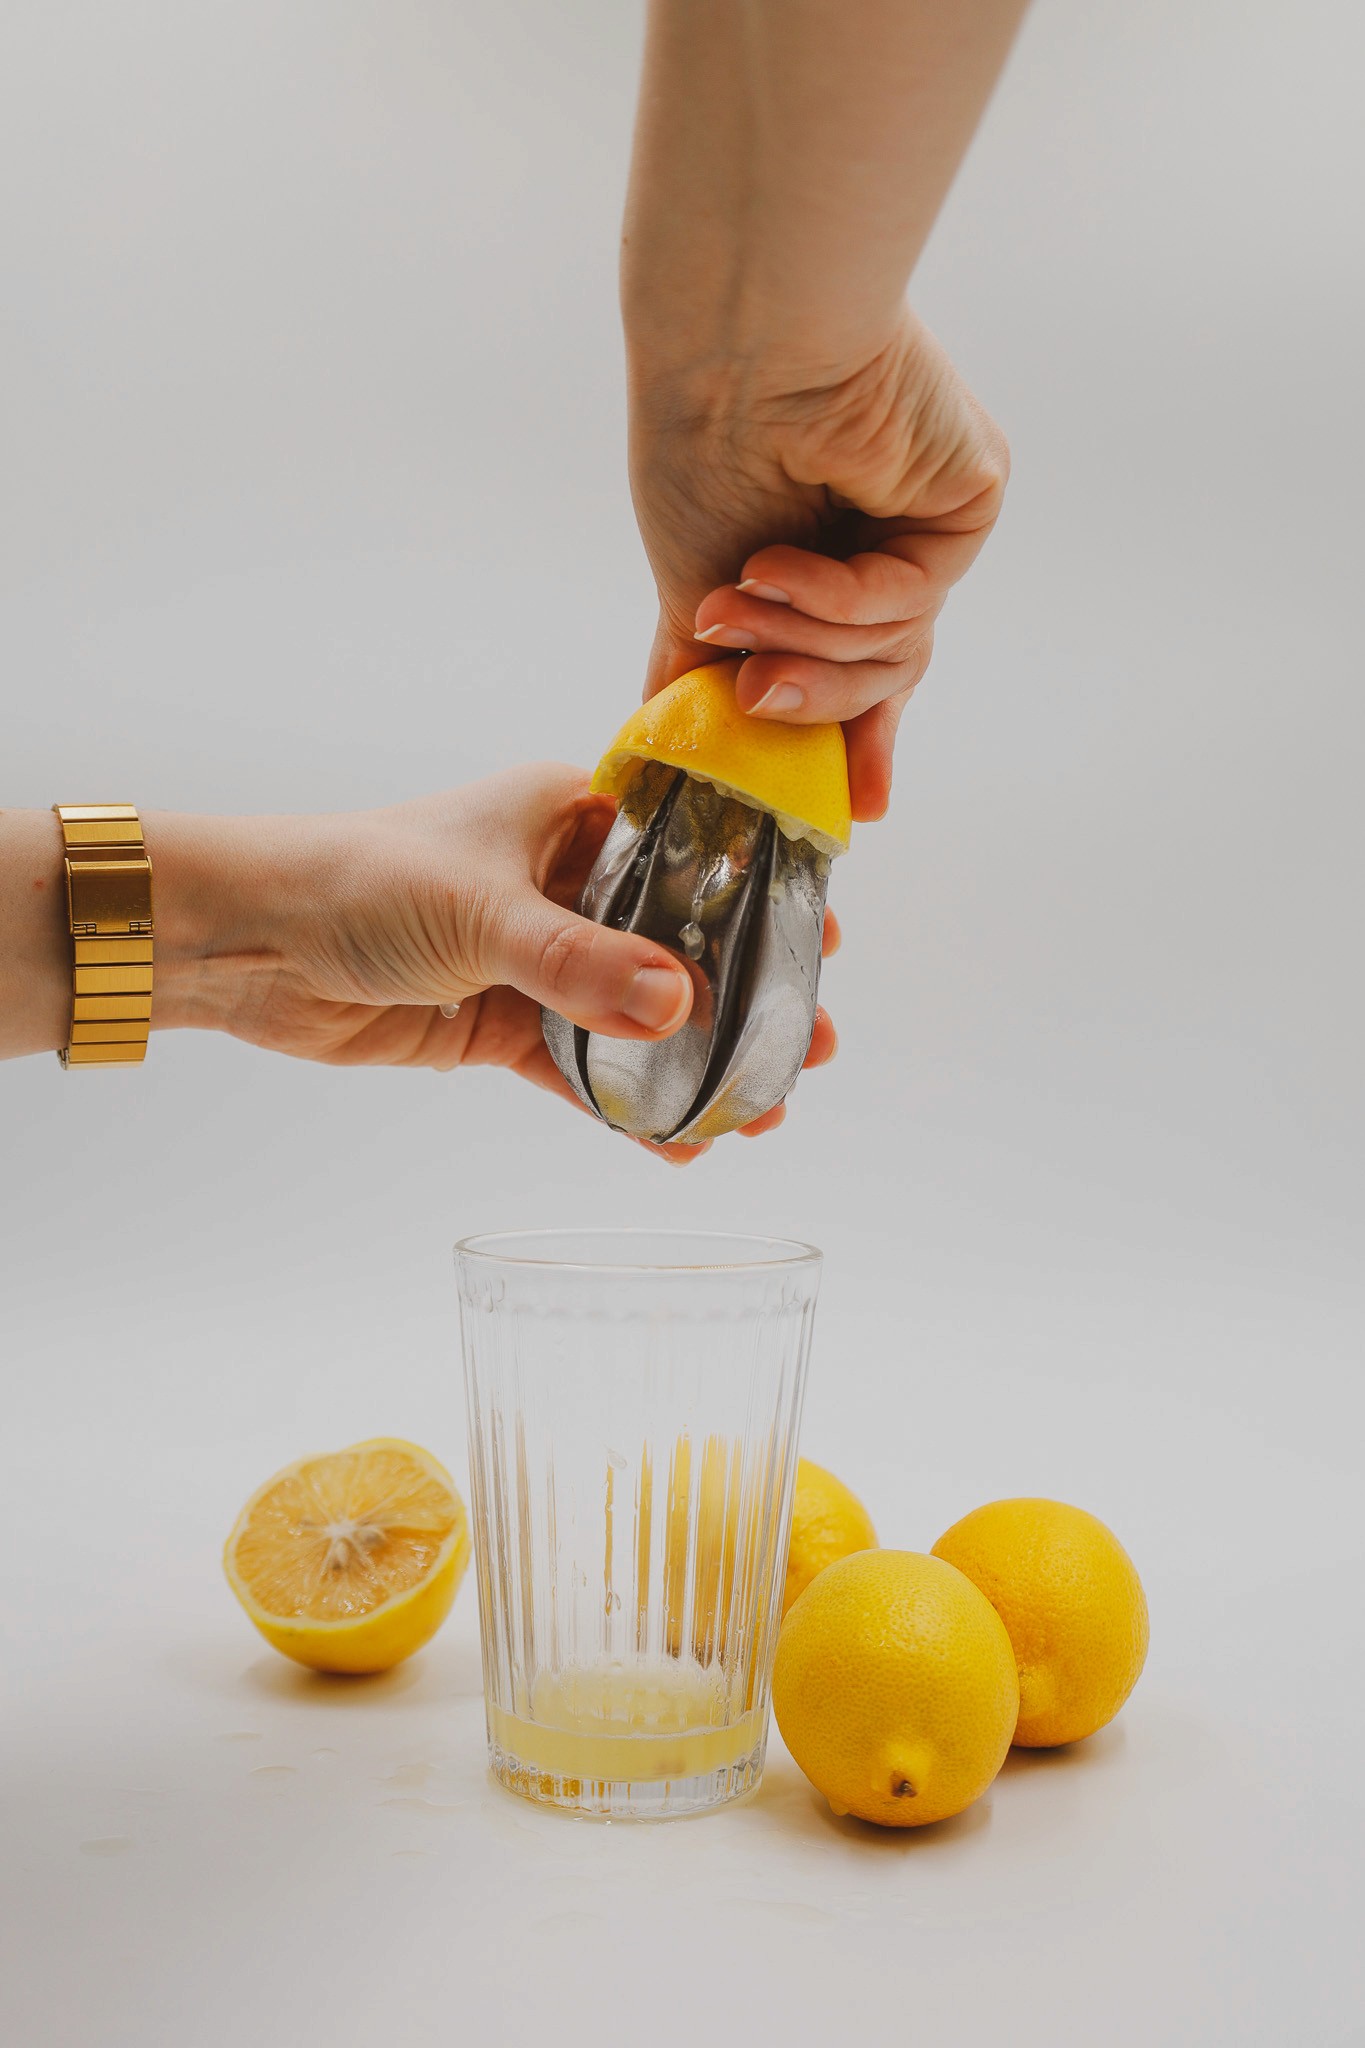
484,1673,769,1819
488,1730,767,1820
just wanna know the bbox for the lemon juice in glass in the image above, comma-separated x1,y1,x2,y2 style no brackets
455,1230,820,1818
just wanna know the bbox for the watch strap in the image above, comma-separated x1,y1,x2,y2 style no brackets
52,804,154,1068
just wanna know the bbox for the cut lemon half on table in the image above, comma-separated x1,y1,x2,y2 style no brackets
592,657,852,859
223,1437,470,1674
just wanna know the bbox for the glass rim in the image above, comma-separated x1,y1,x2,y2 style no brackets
453,1228,821,1276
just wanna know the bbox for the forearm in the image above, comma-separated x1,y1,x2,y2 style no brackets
0,810,71,1056
143,811,327,1038
0,807,303,1061
1,776,712,1100
622,0,1026,401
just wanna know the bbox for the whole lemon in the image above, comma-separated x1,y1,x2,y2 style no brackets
772,1550,1019,1827
783,1459,878,1616
932,1498,1149,1747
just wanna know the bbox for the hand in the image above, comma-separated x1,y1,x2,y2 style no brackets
630,308,1009,822
153,766,838,1162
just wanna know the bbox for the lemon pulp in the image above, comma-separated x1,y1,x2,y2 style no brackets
223,1437,469,1673
592,658,852,857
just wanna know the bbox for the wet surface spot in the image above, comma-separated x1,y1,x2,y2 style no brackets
381,1761,439,1788
530,1908,601,1934
731,1898,838,1929
379,1796,466,1817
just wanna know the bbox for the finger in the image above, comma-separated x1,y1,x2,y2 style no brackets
843,691,914,822
695,585,922,665
733,638,934,727
628,1134,714,1168
463,989,711,1163
507,1029,711,1165
492,893,693,1039
878,522,998,599
734,544,944,626
736,1012,836,1136
644,615,704,702
737,1102,787,1139
540,790,618,907
803,1007,837,1069
822,907,841,958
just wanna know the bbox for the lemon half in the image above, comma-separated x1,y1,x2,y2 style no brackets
224,1437,470,1674
592,659,852,857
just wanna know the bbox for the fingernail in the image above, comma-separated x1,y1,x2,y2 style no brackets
737,579,791,604
695,622,750,648
621,966,690,1030
751,682,804,715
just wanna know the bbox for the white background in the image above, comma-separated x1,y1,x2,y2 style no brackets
2,2,1362,2042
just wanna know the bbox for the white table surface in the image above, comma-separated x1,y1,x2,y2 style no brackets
4,1242,1361,2048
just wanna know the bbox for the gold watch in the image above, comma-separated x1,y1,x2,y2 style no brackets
52,804,154,1068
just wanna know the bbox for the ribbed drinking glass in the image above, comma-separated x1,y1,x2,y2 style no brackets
455,1229,821,1819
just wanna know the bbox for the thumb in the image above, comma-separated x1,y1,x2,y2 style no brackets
493,892,694,1039
643,614,708,702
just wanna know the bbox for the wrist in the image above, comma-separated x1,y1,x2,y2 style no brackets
622,201,907,422
0,807,340,1058
626,313,905,453
143,812,333,1039
0,809,70,1056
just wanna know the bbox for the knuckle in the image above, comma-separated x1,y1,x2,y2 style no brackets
971,417,1011,502
536,919,594,999
883,628,921,664
826,573,870,627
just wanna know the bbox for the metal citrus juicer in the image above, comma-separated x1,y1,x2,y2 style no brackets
542,659,850,1145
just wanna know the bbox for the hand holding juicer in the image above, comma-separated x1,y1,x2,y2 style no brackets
542,660,851,1143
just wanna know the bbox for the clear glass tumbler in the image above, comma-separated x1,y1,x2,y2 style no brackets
455,1229,821,1819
